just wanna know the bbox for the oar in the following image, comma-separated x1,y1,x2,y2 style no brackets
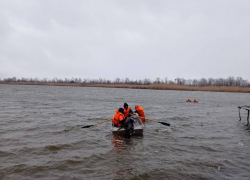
145,117,170,126
82,118,112,128
132,114,170,126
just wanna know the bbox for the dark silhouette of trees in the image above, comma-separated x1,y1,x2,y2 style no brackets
1,76,250,87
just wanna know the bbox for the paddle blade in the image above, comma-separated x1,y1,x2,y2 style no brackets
82,125,93,128
158,122,170,126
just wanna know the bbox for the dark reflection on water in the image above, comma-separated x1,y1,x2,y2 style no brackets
1,84,250,180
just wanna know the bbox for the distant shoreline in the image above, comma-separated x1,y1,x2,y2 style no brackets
1,81,250,93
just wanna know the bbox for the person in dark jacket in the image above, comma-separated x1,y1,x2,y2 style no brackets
123,103,134,118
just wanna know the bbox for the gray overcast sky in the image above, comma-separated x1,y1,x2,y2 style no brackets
0,0,249,81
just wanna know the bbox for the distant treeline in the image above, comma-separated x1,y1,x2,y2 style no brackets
1,76,250,87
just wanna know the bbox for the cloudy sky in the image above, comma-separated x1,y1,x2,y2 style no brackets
0,0,249,81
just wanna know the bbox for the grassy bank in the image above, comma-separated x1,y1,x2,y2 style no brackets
89,83,250,93
1,81,250,93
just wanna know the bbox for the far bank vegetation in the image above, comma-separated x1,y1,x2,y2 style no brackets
1,76,250,93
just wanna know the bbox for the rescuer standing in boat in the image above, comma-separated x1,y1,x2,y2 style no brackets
123,103,133,118
112,108,126,127
134,105,145,123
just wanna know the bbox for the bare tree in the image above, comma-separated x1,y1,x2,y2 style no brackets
227,76,235,86
192,79,198,86
102,78,107,84
175,78,183,85
125,77,130,84
164,77,168,84
208,78,214,86
114,78,120,83
168,80,175,84
199,78,207,86
143,78,151,85
154,77,161,84
236,77,243,86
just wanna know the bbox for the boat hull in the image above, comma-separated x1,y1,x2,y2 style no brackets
111,116,144,136
112,127,143,136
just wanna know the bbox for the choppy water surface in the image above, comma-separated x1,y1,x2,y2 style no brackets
0,84,250,180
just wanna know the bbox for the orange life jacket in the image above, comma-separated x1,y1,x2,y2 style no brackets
135,105,145,122
123,107,131,117
112,110,125,127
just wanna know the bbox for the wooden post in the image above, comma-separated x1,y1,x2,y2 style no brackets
238,107,241,121
247,110,249,126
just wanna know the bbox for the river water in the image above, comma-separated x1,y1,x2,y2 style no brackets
0,84,250,180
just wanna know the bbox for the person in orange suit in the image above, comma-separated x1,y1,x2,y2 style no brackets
112,108,126,127
123,103,133,118
134,105,145,123
193,99,198,103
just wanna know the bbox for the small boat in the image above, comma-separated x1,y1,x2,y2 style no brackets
112,116,144,136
